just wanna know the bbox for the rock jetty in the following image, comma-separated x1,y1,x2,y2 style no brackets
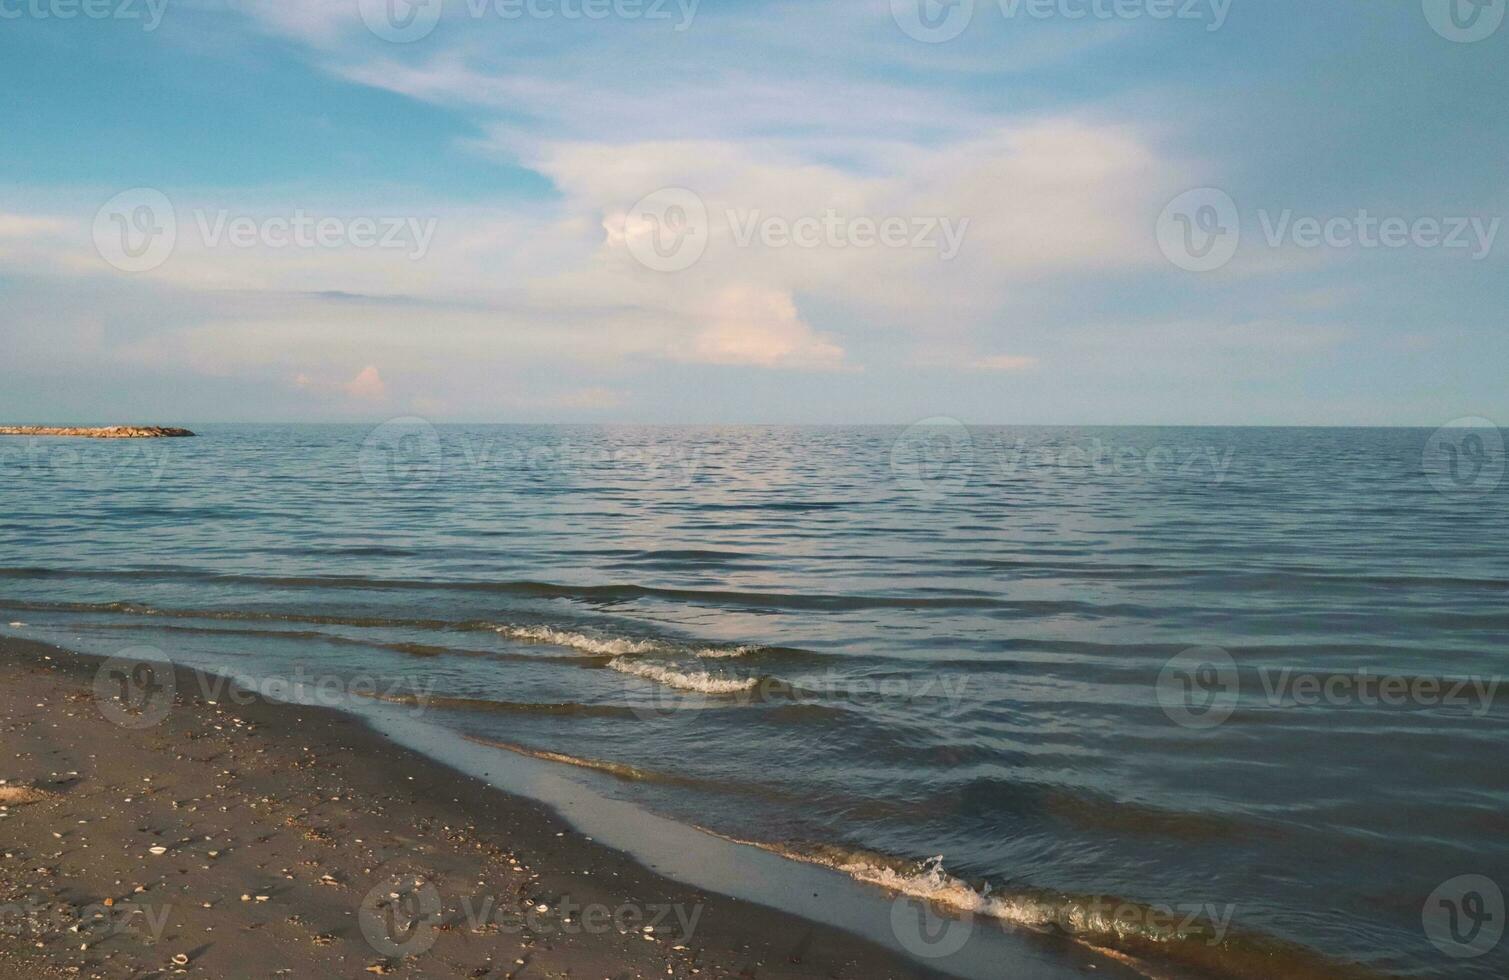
0,425,195,438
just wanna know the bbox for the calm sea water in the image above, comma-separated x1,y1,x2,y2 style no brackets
2,423,1505,978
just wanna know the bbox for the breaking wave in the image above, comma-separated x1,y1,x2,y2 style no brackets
493,623,762,661
706,841,1376,980
493,624,662,656
608,657,759,694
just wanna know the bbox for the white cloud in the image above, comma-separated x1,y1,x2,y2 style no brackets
236,0,361,43
678,286,846,369
0,3,1223,404
0,112,1183,388
0,213,67,237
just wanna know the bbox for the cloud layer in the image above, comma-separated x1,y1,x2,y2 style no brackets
1,0,1504,424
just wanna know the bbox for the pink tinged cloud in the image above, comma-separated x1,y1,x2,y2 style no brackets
683,287,846,370
295,365,388,401
343,365,387,400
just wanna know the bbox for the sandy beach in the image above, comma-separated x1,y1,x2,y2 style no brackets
0,635,946,979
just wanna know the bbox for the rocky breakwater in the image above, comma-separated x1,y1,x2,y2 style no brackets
0,425,195,438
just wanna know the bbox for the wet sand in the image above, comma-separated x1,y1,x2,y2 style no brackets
0,635,947,979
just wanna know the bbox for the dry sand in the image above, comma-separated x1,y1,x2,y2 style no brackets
0,636,943,979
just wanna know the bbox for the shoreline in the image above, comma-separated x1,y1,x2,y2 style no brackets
0,635,1119,979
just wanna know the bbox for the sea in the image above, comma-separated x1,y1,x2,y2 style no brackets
1,422,1505,978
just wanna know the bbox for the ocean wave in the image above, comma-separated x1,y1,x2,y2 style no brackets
65,618,606,665
0,600,765,664
493,624,663,656
0,567,1014,610
9,559,1509,591
692,644,758,659
461,737,824,809
715,841,1376,980
357,691,641,718
492,622,766,662
608,657,758,694
463,736,706,786
0,598,458,632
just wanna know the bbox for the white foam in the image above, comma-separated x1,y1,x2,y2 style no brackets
608,658,758,694
822,853,1206,957
495,625,661,657
749,847,1081,934
693,645,757,659
495,624,760,661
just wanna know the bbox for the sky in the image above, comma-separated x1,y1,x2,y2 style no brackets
0,0,1505,425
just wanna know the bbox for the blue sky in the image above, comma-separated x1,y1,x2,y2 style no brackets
1,0,1505,425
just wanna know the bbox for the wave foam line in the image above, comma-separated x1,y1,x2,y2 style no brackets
709,839,1368,980
493,624,662,656
608,658,758,694
700,840,1183,975
493,624,761,661
692,644,757,659
774,847,1180,945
